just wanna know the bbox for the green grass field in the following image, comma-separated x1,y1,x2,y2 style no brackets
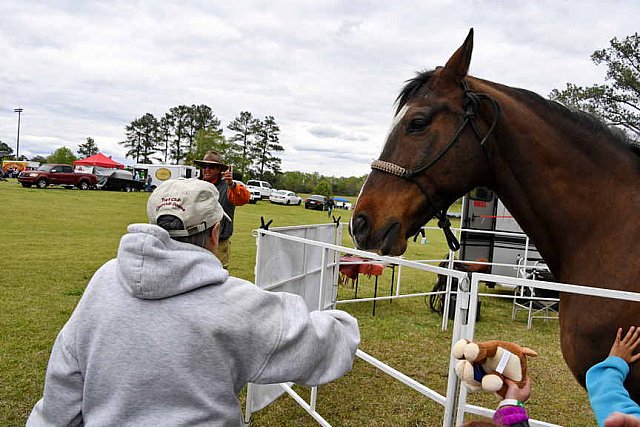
0,180,594,426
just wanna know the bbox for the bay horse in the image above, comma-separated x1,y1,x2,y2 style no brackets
350,29,640,400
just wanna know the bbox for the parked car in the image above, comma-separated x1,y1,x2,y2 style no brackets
18,164,98,189
304,194,328,210
246,180,273,199
247,186,261,203
270,190,302,205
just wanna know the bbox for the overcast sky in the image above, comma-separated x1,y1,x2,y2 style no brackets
0,1,638,177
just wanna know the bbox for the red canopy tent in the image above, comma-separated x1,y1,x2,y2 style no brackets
73,153,124,169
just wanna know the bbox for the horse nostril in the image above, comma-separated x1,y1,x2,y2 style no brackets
351,214,370,240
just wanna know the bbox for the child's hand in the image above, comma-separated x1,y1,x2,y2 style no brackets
604,412,640,427
609,327,640,364
504,377,531,403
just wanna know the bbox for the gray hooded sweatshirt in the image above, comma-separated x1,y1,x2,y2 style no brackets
27,224,360,426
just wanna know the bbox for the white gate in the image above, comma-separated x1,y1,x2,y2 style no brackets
245,223,468,426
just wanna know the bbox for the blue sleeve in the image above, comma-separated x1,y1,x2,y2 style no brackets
586,356,640,427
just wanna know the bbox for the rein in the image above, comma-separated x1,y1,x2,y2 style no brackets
371,79,501,251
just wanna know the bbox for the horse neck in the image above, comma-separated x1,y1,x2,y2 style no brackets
478,83,640,277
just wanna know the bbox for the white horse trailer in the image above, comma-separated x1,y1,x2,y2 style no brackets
133,164,199,190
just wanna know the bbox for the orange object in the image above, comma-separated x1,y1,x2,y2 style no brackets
339,256,385,280
227,183,251,206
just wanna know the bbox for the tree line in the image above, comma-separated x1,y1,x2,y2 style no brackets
0,136,367,196
119,106,283,181
274,171,367,197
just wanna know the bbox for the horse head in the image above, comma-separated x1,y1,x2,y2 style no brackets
351,29,497,255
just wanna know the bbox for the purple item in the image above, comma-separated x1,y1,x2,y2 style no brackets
493,405,528,426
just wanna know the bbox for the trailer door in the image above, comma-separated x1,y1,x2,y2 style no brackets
492,200,545,277
460,187,496,264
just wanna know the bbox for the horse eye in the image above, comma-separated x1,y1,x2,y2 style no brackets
407,118,429,133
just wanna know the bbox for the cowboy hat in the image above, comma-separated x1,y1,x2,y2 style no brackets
194,151,229,171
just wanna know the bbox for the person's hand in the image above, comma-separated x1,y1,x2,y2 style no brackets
222,166,234,187
605,412,640,427
609,327,640,364
503,376,531,403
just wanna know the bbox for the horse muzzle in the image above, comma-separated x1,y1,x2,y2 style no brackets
350,213,407,256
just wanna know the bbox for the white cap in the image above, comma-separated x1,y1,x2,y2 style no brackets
147,178,230,237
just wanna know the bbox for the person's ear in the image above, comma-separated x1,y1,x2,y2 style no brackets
210,222,221,246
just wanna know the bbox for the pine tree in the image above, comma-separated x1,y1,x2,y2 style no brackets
120,113,159,164
185,129,229,165
227,111,258,178
167,105,191,164
184,105,224,162
250,116,284,179
77,137,99,158
156,115,173,164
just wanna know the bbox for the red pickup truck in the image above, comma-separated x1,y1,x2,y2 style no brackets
18,164,98,190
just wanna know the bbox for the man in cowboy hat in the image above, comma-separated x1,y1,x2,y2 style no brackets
195,151,250,269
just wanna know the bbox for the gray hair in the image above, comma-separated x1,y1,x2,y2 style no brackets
156,215,213,248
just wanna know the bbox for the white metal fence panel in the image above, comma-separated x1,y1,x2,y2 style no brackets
246,223,469,426
246,223,341,421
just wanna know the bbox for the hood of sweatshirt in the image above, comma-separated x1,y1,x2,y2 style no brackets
116,224,229,299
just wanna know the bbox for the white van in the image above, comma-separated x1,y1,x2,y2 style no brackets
133,164,199,190
246,180,273,199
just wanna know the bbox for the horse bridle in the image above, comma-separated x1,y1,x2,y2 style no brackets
371,79,501,251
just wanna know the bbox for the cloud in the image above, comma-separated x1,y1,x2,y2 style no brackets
0,0,638,177
307,125,368,142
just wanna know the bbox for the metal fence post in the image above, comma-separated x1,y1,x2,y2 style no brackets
454,274,480,426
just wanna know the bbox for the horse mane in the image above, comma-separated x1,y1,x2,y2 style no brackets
395,69,436,115
396,69,640,158
507,85,640,158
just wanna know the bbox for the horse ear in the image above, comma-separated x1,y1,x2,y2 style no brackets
442,28,474,82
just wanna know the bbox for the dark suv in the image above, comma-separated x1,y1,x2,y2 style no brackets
304,194,328,210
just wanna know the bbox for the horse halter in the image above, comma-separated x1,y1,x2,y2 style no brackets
370,79,501,251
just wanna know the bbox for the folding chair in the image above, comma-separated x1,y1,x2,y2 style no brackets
512,261,559,329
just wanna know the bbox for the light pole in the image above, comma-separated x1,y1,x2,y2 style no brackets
14,108,23,159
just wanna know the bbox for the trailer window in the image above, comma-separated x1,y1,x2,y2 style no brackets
469,187,493,202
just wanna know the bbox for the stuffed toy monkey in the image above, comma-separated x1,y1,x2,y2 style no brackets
453,338,538,398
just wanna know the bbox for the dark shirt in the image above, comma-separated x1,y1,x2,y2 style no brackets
215,180,235,240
